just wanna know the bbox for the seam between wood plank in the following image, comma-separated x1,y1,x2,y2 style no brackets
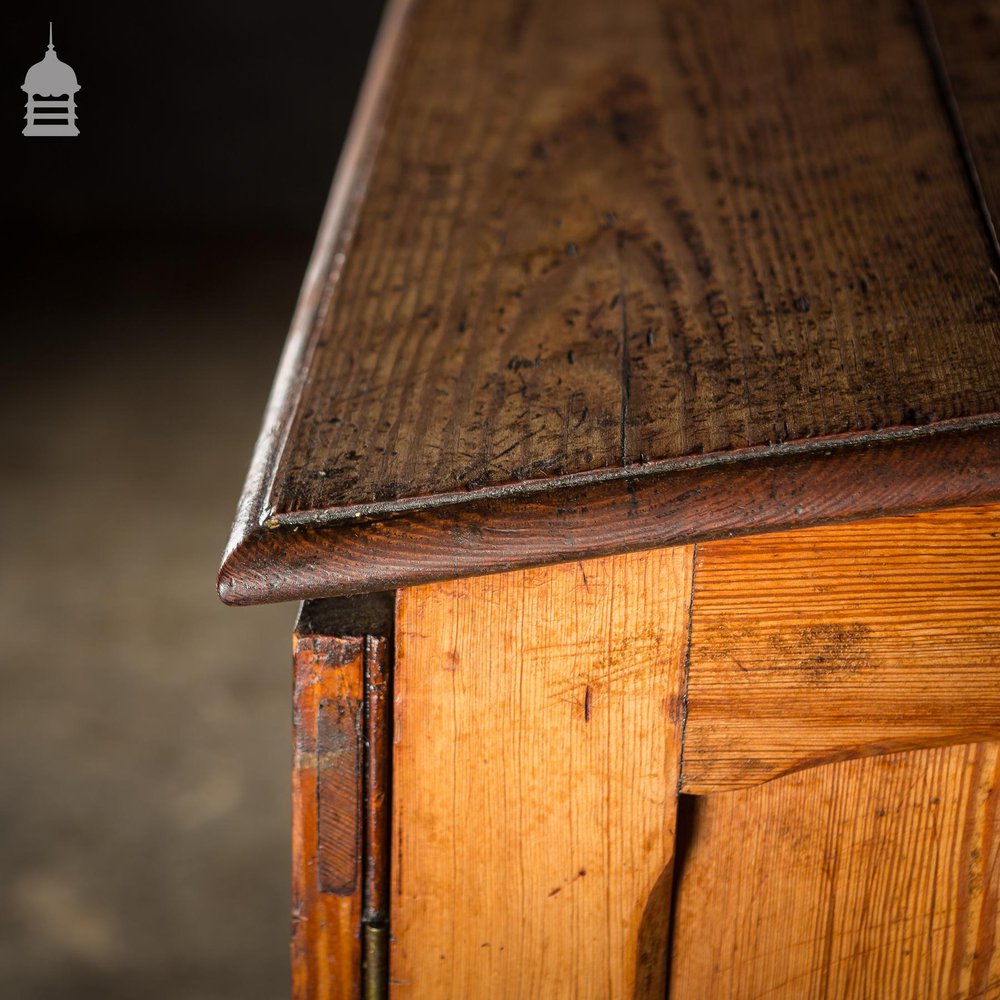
618,255,631,466
912,0,1000,275
677,543,699,795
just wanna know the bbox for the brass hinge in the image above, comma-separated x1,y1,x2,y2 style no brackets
363,921,389,1000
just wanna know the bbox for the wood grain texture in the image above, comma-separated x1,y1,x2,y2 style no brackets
292,596,394,1000
275,0,1000,507
926,0,1000,259
390,547,694,998
221,0,1000,604
292,625,364,1000
681,503,1000,793
670,743,1000,999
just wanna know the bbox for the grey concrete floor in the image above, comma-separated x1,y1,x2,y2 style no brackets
1,236,306,999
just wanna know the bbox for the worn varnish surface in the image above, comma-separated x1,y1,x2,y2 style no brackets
670,743,1000,999
275,0,1000,509
681,503,1000,792
292,596,393,1000
220,0,1000,604
391,548,693,998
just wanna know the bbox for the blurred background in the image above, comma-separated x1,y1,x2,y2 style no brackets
2,2,384,996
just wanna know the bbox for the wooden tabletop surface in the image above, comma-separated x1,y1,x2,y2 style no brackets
221,0,1000,604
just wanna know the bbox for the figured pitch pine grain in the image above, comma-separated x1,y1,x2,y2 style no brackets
220,0,1000,604
681,503,1000,793
670,743,1000,999
390,548,694,999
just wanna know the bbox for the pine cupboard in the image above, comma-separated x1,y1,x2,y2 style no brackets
220,0,1000,995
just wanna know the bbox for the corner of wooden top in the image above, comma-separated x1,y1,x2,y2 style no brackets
216,524,269,606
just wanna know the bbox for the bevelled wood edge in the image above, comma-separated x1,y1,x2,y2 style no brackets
220,420,1000,605
221,0,414,580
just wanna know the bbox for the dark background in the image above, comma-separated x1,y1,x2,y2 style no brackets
3,3,383,997
6,2,384,236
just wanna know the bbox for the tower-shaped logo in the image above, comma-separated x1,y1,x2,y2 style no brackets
22,24,80,137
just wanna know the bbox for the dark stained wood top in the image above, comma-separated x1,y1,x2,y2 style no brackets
221,0,1000,604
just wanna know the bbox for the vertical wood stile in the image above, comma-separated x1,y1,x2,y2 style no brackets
390,547,695,998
